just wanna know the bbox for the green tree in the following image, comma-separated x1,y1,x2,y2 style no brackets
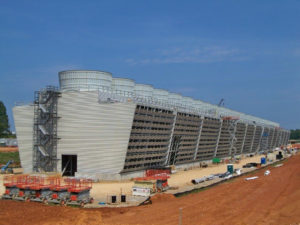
290,129,300,140
0,101,10,137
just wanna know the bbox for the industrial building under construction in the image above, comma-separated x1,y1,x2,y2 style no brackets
13,70,290,180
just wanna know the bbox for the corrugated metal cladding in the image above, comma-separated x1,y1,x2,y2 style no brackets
57,91,136,176
12,105,34,173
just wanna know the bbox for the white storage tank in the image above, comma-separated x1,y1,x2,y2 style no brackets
134,84,154,99
168,93,183,106
59,70,112,91
153,89,169,103
112,78,135,96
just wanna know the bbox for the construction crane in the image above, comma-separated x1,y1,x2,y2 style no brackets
218,99,225,107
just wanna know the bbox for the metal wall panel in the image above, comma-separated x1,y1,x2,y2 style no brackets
234,123,247,154
242,125,255,154
57,91,136,176
251,126,262,153
123,105,174,172
196,117,221,160
172,112,202,164
13,105,34,173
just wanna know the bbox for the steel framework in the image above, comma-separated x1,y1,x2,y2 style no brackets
33,86,60,172
222,116,239,159
260,131,269,154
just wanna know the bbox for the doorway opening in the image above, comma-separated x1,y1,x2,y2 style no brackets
61,155,77,176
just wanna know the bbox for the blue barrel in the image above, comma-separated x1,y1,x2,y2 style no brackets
261,157,266,164
227,164,234,174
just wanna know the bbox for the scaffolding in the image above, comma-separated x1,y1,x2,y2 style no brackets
222,116,239,159
33,86,60,172
260,130,269,155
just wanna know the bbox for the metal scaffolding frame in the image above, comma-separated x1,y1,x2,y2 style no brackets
260,130,269,154
33,86,60,172
226,119,239,159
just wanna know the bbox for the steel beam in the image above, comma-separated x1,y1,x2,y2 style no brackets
194,116,204,160
214,119,222,157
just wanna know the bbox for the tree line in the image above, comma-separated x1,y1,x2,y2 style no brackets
290,129,300,140
0,101,15,138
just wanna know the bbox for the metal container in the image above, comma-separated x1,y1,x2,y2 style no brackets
59,70,112,91
134,84,154,99
227,164,234,174
112,78,135,96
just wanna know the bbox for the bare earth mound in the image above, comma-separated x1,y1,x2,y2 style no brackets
1,154,300,225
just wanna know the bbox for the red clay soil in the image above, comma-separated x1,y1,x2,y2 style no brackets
0,147,18,152
1,154,300,225
0,201,102,225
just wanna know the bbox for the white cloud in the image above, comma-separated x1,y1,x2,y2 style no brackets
125,45,245,65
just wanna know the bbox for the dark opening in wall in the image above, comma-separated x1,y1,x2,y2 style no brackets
62,154,77,176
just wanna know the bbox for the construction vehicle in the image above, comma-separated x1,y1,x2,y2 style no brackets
2,175,28,199
47,177,72,205
1,175,93,207
1,160,14,174
14,175,38,201
133,174,170,196
66,178,93,207
29,176,55,203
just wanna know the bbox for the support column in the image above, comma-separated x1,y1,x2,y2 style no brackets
269,128,275,151
214,119,223,157
241,124,248,154
194,116,204,160
256,127,265,154
228,121,238,158
250,125,256,153
165,111,177,165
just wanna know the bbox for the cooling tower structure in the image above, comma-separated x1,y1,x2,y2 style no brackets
13,70,290,180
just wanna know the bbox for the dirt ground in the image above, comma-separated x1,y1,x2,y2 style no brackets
0,154,300,225
0,147,18,152
167,154,264,187
90,154,265,200
0,153,269,201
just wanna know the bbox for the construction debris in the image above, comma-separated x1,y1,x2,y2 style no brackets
243,162,259,168
235,169,242,175
245,176,259,181
191,175,214,184
274,164,283,168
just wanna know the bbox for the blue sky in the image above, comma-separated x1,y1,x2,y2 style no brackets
1,0,299,130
